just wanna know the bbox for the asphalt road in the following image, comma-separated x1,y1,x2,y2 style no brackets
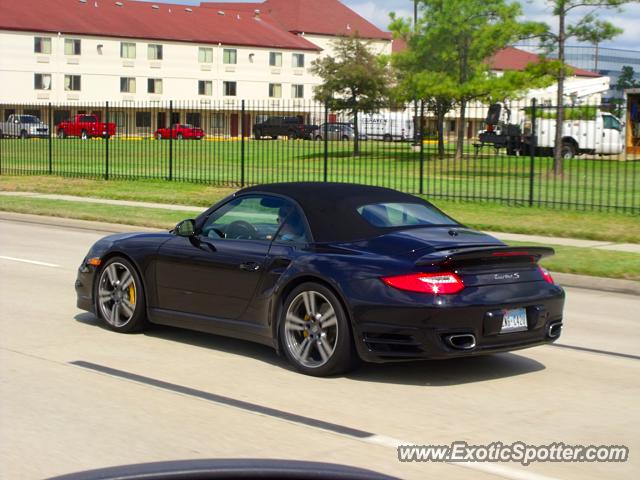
1,218,638,480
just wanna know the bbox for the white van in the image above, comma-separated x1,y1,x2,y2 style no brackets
357,112,415,141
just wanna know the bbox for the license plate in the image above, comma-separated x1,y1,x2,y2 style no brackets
501,308,528,333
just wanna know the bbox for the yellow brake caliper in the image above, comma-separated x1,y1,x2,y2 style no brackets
303,314,310,337
129,285,136,305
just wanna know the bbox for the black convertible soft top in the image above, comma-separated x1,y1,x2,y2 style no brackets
238,182,436,243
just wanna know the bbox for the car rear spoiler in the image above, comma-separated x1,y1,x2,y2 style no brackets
415,246,555,267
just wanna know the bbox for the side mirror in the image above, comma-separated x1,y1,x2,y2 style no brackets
175,219,196,237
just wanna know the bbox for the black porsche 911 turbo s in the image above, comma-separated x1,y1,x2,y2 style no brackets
76,182,565,376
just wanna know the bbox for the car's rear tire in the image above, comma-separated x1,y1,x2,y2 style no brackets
81,130,88,140
279,282,357,376
95,256,147,333
176,133,184,140
383,134,392,142
20,130,28,140
156,132,163,140
57,130,66,139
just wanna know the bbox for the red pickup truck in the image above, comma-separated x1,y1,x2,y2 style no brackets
56,115,116,139
154,124,205,140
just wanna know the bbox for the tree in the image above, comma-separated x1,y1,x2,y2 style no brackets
310,35,391,155
390,0,552,160
616,65,640,91
540,0,634,175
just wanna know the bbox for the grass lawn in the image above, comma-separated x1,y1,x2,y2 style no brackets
1,175,639,243
1,137,638,213
1,195,638,280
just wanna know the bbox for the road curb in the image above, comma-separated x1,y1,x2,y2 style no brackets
0,211,160,234
1,211,638,296
552,272,640,296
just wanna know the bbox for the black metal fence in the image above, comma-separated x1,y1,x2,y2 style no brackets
0,99,638,213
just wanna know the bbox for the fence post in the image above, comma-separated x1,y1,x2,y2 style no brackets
323,104,329,182
104,101,109,180
528,98,537,207
48,102,53,174
419,100,425,194
105,101,110,180
169,100,173,181
241,100,245,187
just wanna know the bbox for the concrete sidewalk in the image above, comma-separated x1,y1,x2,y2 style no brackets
2,190,639,254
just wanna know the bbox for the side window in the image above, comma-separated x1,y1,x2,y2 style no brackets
603,115,621,131
275,206,311,244
202,195,292,242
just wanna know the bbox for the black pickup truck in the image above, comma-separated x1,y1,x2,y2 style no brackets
253,116,318,140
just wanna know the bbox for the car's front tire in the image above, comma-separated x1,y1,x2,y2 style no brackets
279,282,356,376
95,256,147,333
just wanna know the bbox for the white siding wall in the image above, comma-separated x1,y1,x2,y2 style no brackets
0,30,336,103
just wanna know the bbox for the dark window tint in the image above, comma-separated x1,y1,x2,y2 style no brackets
357,202,457,228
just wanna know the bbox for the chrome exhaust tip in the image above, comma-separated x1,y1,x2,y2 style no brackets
445,333,477,350
548,322,563,339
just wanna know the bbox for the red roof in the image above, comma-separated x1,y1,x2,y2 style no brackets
0,0,320,51
202,0,392,40
490,47,601,78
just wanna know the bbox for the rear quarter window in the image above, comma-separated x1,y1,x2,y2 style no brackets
357,202,458,228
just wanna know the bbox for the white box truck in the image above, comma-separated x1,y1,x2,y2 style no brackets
525,110,624,158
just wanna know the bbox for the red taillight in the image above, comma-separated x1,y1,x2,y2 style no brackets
382,272,464,295
538,266,555,284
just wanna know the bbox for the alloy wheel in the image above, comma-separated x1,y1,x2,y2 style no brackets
98,262,137,328
284,290,339,368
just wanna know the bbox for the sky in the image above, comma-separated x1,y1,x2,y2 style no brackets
141,0,640,51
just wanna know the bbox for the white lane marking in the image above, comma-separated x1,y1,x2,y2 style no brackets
0,255,60,268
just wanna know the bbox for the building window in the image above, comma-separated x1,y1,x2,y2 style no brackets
135,111,151,128
291,84,304,99
223,81,236,96
269,83,282,98
34,74,52,90
120,42,136,59
34,37,52,54
186,112,202,127
199,47,213,63
147,78,163,94
148,44,163,60
198,80,213,96
211,113,225,131
223,49,237,64
292,53,305,68
269,52,282,67
64,75,81,91
120,77,136,93
64,39,81,55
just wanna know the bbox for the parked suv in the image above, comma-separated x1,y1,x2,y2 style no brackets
0,114,50,139
253,116,318,140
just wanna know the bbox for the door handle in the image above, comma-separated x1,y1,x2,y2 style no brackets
239,262,261,272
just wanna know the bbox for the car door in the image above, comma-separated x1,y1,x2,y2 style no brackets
154,194,289,321
601,115,622,154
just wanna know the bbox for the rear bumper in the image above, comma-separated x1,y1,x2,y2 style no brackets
349,283,565,363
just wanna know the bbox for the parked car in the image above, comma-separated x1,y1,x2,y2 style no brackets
315,123,367,141
0,114,49,139
75,182,565,377
253,116,318,140
154,124,205,140
56,114,116,139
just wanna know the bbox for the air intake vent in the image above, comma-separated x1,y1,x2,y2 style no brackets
185,7,193,12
